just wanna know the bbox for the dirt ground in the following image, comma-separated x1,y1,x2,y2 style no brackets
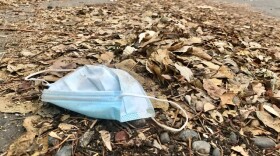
0,0,280,155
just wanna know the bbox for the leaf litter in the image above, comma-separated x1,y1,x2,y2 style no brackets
0,0,280,155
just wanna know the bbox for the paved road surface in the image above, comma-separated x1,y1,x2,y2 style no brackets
222,0,280,18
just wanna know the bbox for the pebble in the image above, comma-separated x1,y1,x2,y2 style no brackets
192,141,211,154
129,119,146,128
160,132,170,144
48,136,59,146
55,145,72,156
115,131,129,142
79,131,94,147
252,137,276,148
178,130,199,141
212,148,221,156
229,132,238,144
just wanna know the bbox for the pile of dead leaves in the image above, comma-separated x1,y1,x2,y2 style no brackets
0,0,280,155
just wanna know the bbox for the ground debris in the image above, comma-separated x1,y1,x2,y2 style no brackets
0,0,280,155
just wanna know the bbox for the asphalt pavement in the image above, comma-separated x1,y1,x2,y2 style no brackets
222,0,280,18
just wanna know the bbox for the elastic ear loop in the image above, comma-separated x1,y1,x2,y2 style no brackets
25,69,76,86
120,93,188,132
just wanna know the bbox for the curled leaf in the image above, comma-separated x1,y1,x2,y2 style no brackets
175,63,193,82
99,130,112,151
209,110,224,123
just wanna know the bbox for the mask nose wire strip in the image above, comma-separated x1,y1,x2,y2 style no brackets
25,69,76,86
120,93,188,132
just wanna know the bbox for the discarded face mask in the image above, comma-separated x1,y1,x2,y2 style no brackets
26,65,188,132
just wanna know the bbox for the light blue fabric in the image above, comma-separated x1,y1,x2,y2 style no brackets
41,65,155,122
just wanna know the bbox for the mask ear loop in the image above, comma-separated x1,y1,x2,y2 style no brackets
25,69,76,86
120,93,188,132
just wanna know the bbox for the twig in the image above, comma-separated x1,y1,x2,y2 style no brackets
172,109,179,126
0,52,6,63
90,120,98,129
265,144,280,155
49,134,73,152
188,138,192,156
0,27,74,36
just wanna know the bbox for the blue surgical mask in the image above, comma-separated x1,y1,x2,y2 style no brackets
25,65,188,132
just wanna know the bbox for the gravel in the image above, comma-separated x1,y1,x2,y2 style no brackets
178,130,199,141
192,141,211,154
212,147,221,156
229,132,238,144
55,145,72,156
79,131,94,147
160,132,170,143
128,119,146,128
251,137,276,148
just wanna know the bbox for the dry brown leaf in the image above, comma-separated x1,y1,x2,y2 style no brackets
263,104,280,118
240,108,255,119
203,79,226,99
123,46,137,56
138,30,156,43
231,146,249,156
23,116,41,133
173,46,192,53
174,63,193,82
100,52,114,64
60,114,71,121
7,116,45,156
7,64,32,73
201,61,220,70
168,41,184,51
204,102,216,112
31,136,49,156
252,83,265,97
7,132,36,156
256,111,280,132
58,123,77,131
212,65,234,79
49,131,62,140
153,139,162,150
209,110,224,123
20,49,35,57
243,126,271,136
249,42,262,49
150,95,169,111
222,110,238,117
151,49,173,66
220,93,239,107
0,96,39,113
186,37,203,45
208,78,223,86
138,132,146,140
99,130,112,151
192,47,212,60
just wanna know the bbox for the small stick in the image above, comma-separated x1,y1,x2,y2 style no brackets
188,138,192,156
0,52,6,63
49,134,73,152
